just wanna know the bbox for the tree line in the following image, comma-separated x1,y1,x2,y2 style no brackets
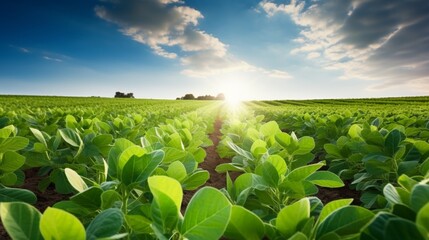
176,93,225,100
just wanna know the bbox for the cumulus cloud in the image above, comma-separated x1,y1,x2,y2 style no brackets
96,0,291,79
259,0,429,92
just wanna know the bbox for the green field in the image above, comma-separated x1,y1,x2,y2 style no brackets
1,95,429,240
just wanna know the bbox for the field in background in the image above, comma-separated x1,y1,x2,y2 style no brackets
0,95,428,240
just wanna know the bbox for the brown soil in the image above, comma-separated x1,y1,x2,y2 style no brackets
316,180,361,205
182,117,237,212
0,169,70,239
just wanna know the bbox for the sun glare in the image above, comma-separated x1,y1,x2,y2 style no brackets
219,79,249,110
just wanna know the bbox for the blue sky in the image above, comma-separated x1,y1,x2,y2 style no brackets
1,0,428,100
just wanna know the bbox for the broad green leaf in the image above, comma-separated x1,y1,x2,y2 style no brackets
416,203,429,239
167,161,187,182
317,206,374,239
260,121,279,137
64,168,88,193
117,146,146,176
398,174,419,192
224,205,265,240
385,218,424,240
287,163,324,182
70,187,103,210
125,214,152,234
0,136,29,152
101,190,122,210
275,132,292,148
0,151,25,172
348,124,362,139
293,137,315,155
181,187,232,240
182,171,210,190
148,176,182,232
108,138,135,178
318,199,353,223
255,161,279,187
411,184,429,212
385,129,405,155
52,200,93,217
227,141,254,160
251,139,267,156
215,163,245,173
0,172,18,186
59,128,82,148
383,183,402,205
266,154,287,176
122,150,164,185
86,208,123,240
306,171,344,188
40,207,86,240
235,173,268,195
276,198,310,238
0,185,37,204
0,202,42,240
30,127,47,147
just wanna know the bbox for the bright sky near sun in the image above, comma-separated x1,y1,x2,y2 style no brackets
1,0,428,100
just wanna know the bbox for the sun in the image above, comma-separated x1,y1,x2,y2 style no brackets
219,79,249,109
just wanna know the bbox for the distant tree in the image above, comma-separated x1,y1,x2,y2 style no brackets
216,93,225,100
183,94,195,100
115,91,134,98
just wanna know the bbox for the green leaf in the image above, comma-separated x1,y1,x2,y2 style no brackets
59,128,82,148
125,214,152,234
293,136,315,155
255,161,279,187
182,171,210,190
86,208,124,240
306,171,344,188
0,136,29,152
101,190,122,210
251,139,267,156
0,202,42,240
64,168,88,193
0,151,25,172
40,207,86,240
122,150,164,185
276,198,310,238
148,176,182,232
181,187,232,240
117,146,147,177
385,129,405,155
416,203,429,239
318,198,353,223
30,128,47,147
227,141,254,160
317,206,374,239
70,187,103,210
383,183,402,205
275,132,292,148
288,163,324,182
215,163,245,173
167,161,187,182
260,121,280,137
385,218,424,240
108,138,135,178
0,185,37,204
266,155,287,176
411,184,429,212
224,205,265,240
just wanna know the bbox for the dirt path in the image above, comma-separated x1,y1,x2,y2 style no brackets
182,117,233,210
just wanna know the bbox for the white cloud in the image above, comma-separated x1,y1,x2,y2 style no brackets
96,0,292,79
43,56,63,62
259,0,429,92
